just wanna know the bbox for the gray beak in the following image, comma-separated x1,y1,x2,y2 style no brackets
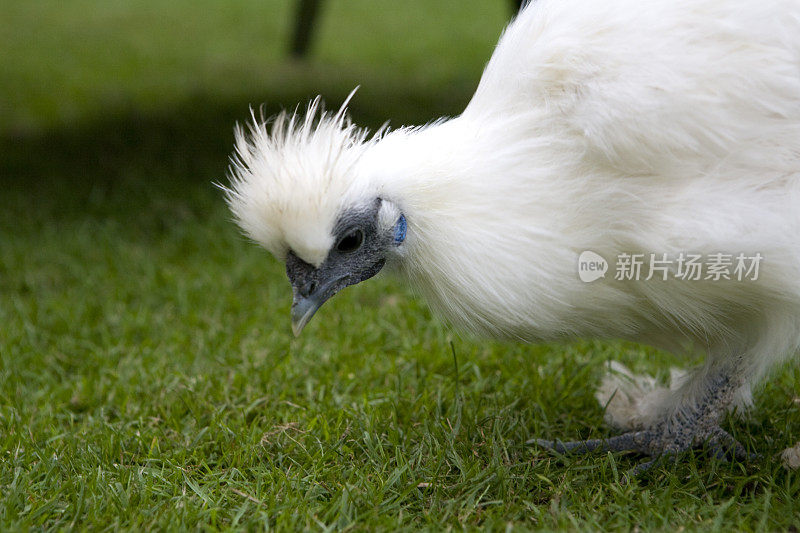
290,291,324,337
289,275,350,336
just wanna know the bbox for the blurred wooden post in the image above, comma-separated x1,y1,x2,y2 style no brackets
290,0,322,58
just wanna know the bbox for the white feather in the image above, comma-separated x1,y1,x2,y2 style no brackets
226,0,800,426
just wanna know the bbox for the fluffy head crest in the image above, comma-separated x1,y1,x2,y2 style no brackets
223,94,380,267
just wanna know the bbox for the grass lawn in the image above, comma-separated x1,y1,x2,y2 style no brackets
2,0,799,529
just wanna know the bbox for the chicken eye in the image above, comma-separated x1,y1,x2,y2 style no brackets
336,228,364,253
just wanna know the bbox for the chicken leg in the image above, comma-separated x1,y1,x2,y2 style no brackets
531,366,753,475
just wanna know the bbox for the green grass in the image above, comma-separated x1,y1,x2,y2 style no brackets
2,0,800,530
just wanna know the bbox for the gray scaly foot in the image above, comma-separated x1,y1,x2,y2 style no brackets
529,369,755,476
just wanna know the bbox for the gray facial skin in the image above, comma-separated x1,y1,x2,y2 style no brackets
286,198,393,335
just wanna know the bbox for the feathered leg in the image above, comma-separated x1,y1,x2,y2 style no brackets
530,360,753,474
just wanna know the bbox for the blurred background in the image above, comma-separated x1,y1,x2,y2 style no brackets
2,0,514,181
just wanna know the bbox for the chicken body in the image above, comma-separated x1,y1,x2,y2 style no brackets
226,0,800,469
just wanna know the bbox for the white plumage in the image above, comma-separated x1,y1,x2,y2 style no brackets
225,0,800,468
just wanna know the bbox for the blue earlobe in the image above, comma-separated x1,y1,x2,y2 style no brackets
393,214,407,245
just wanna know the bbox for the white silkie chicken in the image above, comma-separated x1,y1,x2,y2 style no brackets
224,0,800,472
